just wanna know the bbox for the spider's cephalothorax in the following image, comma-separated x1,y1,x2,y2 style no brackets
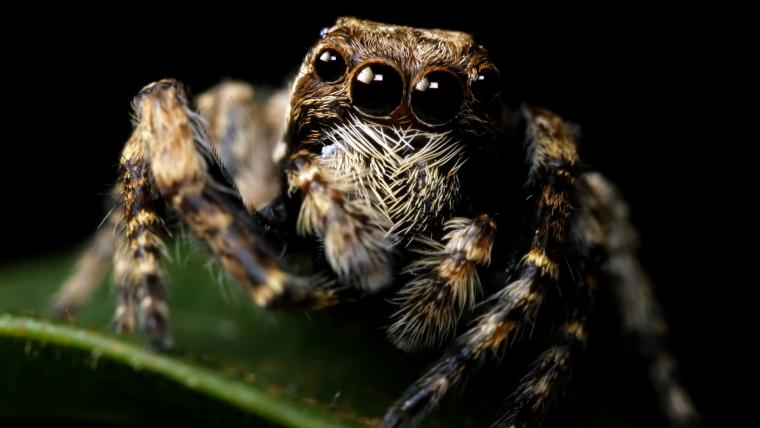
282,18,504,294
52,17,699,428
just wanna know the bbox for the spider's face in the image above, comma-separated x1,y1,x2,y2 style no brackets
287,17,505,237
289,17,503,143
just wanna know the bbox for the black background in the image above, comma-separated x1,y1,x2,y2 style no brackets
2,5,736,427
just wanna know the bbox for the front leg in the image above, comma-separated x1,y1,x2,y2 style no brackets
95,79,352,350
112,139,169,348
388,215,497,351
135,80,345,310
50,82,290,319
385,107,579,427
287,150,396,292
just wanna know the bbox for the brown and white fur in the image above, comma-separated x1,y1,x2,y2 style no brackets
52,17,698,428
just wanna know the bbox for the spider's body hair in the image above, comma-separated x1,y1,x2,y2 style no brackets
286,116,469,292
280,17,501,294
321,116,467,239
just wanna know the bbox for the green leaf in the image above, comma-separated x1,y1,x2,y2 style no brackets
0,248,489,427
0,247,627,427
0,315,363,428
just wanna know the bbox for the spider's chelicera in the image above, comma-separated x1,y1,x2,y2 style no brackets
53,17,698,428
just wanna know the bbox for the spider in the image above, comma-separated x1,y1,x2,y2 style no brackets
51,17,698,428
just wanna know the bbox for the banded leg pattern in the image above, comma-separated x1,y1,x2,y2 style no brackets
388,215,497,351
384,107,580,428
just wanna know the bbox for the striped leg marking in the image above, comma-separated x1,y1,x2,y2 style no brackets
388,215,497,351
494,272,594,428
113,131,171,350
384,107,579,428
133,80,339,312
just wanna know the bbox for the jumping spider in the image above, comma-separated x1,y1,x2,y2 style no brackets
53,17,698,428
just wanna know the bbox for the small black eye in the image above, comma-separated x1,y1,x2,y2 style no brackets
350,63,403,117
411,71,463,125
471,68,501,102
314,49,346,82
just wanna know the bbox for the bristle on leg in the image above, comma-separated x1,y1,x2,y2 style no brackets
388,215,496,351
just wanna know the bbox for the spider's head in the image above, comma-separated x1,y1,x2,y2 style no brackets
288,17,503,145
285,17,505,237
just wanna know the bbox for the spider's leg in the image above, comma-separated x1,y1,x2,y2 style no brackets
50,83,290,320
132,80,340,312
384,107,579,428
197,81,288,211
50,206,120,318
387,215,497,351
492,295,591,428
286,150,395,292
584,173,699,427
111,129,172,349
491,189,605,428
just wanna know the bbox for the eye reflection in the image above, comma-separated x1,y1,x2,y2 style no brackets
314,49,346,82
351,63,403,117
471,68,501,102
411,71,463,125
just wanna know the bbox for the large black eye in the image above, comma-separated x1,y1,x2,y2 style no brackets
411,71,464,125
350,63,403,117
314,49,346,82
471,68,501,102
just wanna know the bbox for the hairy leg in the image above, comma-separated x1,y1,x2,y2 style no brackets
111,129,172,349
197,81,288,211
287,150,395,292
55,79,348,348
132,79,340,312
51,82,289,319
492,189,606,428
583,173,699,427
388,215,497,351
493,302,590,428
384,107,580,428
